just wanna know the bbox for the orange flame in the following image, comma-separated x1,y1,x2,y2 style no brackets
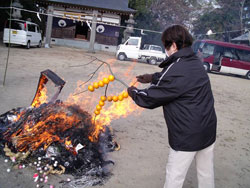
6,58,144,153
10,108,84,152
65,138,72,147
12,58,143,151
89,78,142,141
31,75,48,108
64,137,77,155
13,111,25,122
66,59,142,142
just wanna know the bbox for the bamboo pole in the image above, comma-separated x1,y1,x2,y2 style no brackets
3,1,13,86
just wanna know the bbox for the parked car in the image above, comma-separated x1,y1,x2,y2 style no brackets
116,37,166,65
192,39,250,79
3,19,42,49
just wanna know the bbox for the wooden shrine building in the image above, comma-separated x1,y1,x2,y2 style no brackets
36,0,135,52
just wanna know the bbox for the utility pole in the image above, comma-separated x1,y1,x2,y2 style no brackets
248,29,250,45
45,6,53,48
240,0,247,34
88,10,98,53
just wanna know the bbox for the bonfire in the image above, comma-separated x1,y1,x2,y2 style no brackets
0,69,141,187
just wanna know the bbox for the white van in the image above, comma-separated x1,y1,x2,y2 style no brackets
3,19,42,49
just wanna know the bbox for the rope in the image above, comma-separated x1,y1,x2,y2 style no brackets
0,6,249,36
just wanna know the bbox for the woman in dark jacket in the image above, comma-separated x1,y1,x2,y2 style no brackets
127,25,217,188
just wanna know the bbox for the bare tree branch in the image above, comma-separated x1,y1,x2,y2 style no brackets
71,52,130,96
69,58,97,67
79,62,105,87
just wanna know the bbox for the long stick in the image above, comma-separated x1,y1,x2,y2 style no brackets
82,54,129,88
96,58,129,88
3,3,12,86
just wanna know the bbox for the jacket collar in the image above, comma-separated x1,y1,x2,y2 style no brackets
159,47,195,68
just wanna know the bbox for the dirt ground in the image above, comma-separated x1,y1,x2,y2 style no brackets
0,43,250,188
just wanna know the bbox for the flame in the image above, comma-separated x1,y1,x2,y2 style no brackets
65,138,72,147
9,107,84,152
64,137,77,155
66,59,143,142
89,78,142,141
13,110,25,122
9,58,143,152
124,59,137,77
31,75,48,108
66,59,118,111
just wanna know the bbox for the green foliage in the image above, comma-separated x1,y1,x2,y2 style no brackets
129,0,152,15
128,0,162,45
193,10,224,35
193,0,243,41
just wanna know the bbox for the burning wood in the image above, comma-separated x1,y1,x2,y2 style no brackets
31,69,65,108
0,69,118,187
3,102,94,152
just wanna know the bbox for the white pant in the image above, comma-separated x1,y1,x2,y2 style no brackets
164,143,215,188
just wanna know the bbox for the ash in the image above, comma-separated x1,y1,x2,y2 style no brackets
0,100,116,187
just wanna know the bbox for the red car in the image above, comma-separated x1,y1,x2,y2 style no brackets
193,39,250,79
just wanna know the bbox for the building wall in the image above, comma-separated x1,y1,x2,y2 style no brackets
51,7,121,46
51,17,76,38
47,37,117,53
87,24,120,45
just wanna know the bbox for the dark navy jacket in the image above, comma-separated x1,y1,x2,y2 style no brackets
130,47,217,151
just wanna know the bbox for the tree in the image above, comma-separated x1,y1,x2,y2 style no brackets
193,0,245,41
128,0,163,45
150,0,193,29
128,0,216,44
193,9,228,40
0,0,46,34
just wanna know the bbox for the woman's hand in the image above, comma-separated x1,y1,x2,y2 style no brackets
127,86,137,98
136,74,153,83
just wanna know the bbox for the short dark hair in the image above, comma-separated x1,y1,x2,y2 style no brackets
161,25,193,50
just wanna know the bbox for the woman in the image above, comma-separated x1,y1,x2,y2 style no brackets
127,25,217,188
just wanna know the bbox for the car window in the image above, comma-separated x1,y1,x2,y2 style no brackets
214,45,224,55
28,24,36,32
127,39,139,46
5,20,25,30
151,46,162,52
202,43,215,57
213,45,224,58
36,26,40,33
192,41,201,52
143,44,149,50
235,49,250,62
200,42,205,48
223,47,238,59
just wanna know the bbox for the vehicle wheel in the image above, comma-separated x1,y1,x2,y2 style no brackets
5,43,9,47
37,41,42,48
26,41,30,49
148,57,157,65
245,71,250,80
203,62,210,72
118,53,126,61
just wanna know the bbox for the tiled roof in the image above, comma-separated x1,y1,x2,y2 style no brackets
42,0,136,13
232,33,250,41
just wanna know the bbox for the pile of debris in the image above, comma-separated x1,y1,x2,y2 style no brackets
0,70,117,187
0,102,116,187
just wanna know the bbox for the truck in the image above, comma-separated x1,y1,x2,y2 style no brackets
116,37,166,65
